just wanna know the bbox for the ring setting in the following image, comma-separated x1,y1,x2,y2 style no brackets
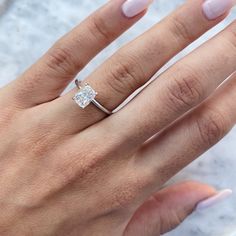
73,81,97,109
73,79,113,115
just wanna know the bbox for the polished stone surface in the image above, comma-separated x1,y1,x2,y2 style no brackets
0,0,235,235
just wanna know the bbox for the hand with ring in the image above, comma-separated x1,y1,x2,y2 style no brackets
0,0,235,235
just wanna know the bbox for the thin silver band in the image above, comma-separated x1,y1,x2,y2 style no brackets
75,79,113,115
91,99,113,115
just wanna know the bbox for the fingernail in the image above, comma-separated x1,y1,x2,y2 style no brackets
196,189,233,211
202,0,233,20
122,0,153,18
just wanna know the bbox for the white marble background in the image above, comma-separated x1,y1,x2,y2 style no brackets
0,0,236,235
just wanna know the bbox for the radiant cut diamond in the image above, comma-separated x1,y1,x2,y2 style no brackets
73,85,97,108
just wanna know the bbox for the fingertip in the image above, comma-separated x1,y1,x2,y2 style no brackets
121,0,153,18
202,0,234,20
195,188,233,211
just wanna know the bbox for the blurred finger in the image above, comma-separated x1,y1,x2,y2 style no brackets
124,181,217,236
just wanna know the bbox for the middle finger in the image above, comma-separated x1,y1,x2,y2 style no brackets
107,18,236,150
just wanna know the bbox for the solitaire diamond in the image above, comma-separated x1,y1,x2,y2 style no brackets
73,84,97,108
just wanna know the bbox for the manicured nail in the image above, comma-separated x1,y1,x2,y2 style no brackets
122,0,153,18
202,0,233,20
196,189,233,211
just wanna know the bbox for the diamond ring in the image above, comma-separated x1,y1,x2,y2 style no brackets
73,79,113,115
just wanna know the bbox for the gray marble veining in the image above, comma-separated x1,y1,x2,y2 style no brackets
0,0,235,235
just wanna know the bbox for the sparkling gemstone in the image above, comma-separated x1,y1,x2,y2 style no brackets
73,85,97,108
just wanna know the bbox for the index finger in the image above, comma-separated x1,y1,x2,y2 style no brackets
7,0,152,107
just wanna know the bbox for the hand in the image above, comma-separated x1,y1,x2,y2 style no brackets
0,0,235,235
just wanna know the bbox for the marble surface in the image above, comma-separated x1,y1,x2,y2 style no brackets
0,0,235,235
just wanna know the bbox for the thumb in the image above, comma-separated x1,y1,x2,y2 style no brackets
124,181,232,236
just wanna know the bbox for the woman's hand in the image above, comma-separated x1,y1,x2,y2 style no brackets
0,0,235,235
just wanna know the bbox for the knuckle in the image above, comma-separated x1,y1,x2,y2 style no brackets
161,210,185,234
58,144,108,185
195,108,230,146
46,45,79,76
166,65,204,110
53,160,82,187
107,54,145,96
108,171,148,212
112,184,137,210
170,14,194,43
89,14,113,44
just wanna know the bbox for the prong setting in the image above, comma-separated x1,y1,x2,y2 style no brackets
73,84,97,109
73,79,112,115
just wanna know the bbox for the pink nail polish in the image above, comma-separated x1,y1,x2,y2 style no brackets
122,0,153,18
202,0,233,20
196,189,233,211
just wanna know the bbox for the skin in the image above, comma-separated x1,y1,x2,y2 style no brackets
0,0,235,235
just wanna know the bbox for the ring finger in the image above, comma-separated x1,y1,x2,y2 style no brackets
49,0,232,133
